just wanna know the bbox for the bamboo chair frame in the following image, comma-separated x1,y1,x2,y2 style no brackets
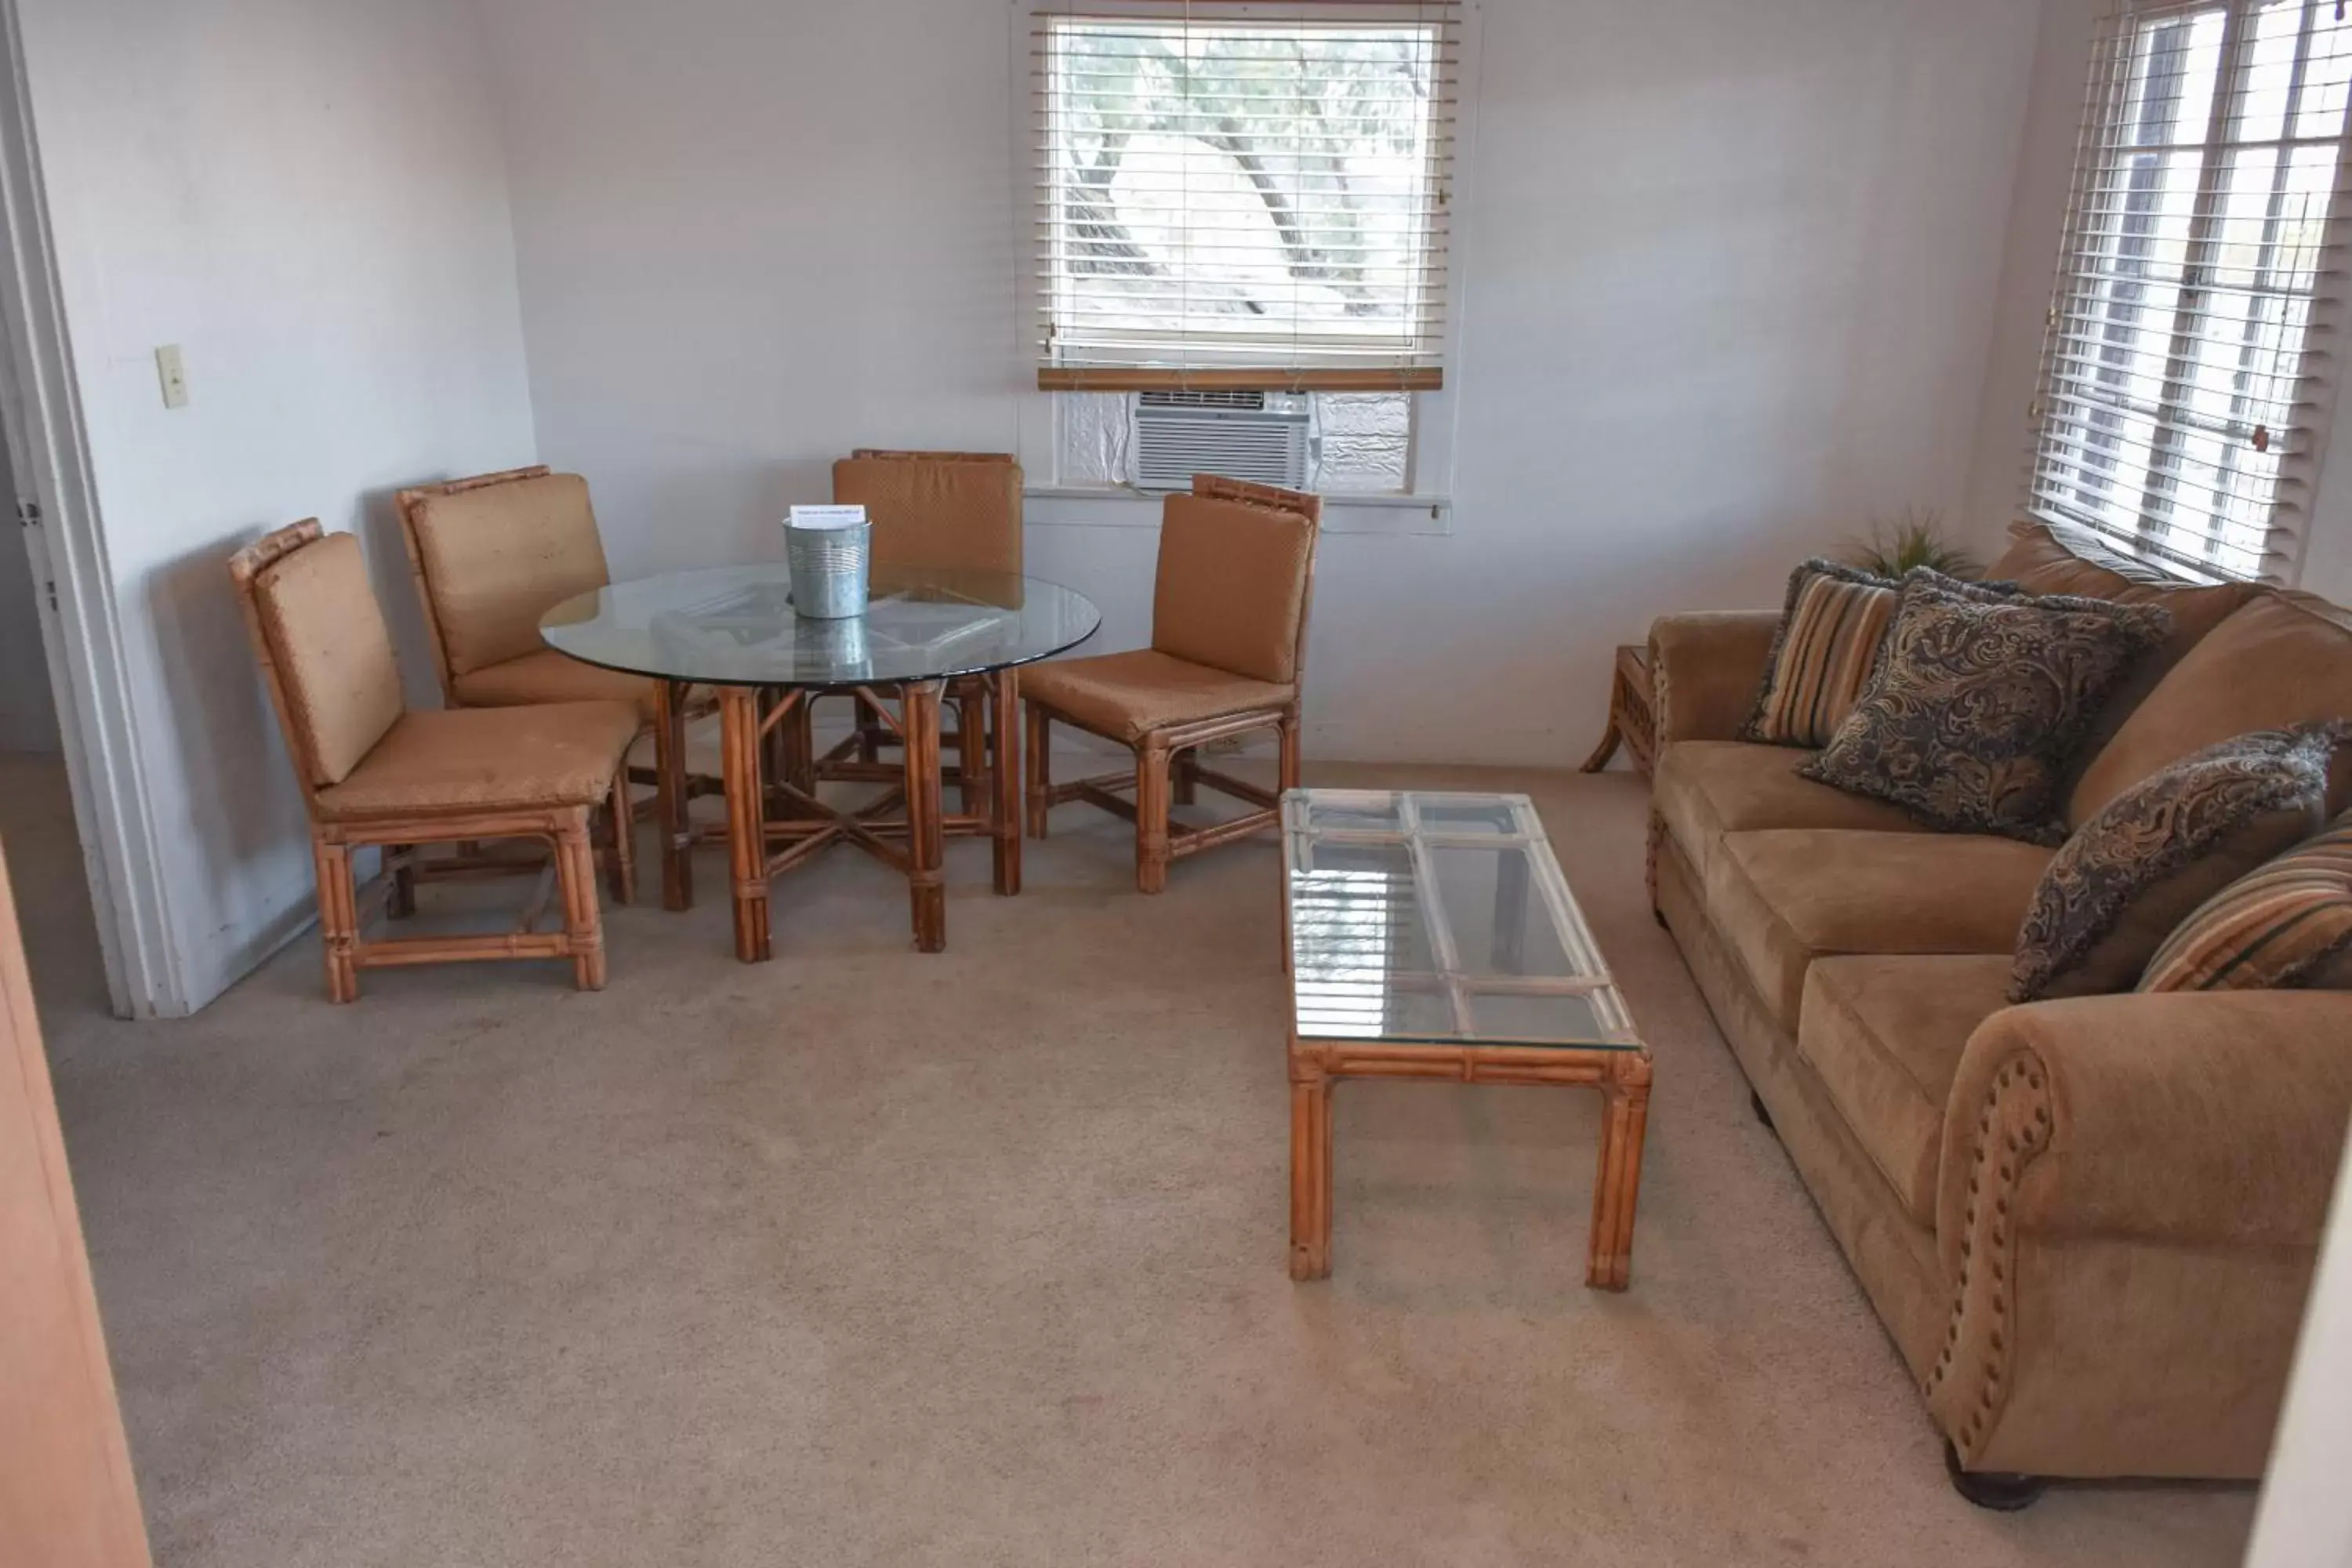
230,520,633,1002
394,467,722,884
1023,476,1322,893
816,450,1022,815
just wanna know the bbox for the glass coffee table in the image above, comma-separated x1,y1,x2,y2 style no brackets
1283,789,1653,1290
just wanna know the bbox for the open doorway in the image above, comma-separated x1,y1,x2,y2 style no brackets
0,425,105,1018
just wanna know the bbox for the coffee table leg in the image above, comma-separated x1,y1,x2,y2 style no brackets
989,670,1021,897
654,678,693,911
1289,1051,1334,1280
903,680,947,953
1587,1055,1652,1290
720,686,771,964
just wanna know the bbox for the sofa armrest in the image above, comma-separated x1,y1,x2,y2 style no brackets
1936,992,2352,1267
1924,990,2352,1477
1647,612,1778,745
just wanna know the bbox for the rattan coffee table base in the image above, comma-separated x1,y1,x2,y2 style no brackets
1287,1036,1653,1290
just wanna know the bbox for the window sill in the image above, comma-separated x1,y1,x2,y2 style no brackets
1025,485,1452,536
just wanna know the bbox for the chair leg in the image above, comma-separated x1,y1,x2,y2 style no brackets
605,770,637,908
1279,705,1303,794
856,692,883,764
1136,740,1171,895
1172,748,1198,805
313,837,360,1004
386,845,417,920
956,688,985,815
557,810,607,992
1025,703,1051,840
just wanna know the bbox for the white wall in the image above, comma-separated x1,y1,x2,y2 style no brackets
17,0,539,1011
480,0,2047,765
1963,0,2352,602
0,434,59,753
2248,1120,2352,1568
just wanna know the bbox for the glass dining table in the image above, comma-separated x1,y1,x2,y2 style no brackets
541,565,1102,961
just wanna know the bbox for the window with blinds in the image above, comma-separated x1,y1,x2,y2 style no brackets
2029,0,2352,583
1031,0,1459,393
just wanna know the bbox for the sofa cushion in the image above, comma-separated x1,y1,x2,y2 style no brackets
452,648,660,720
313,701,641,822
2071,590,2352,824
2013,726,2341,1001
1802,578,2171,843
2141,811,2352,993
1800,955,2016,1225
1654,741,1923,884
1707,829,2056,1029
1988,520,2261,769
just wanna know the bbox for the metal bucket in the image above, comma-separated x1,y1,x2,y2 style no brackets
785,517,871,619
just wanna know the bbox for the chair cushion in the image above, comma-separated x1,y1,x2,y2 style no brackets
1987,520,2263,778
408,473,611,677
2070,590,2352,825
1020,648,1292,745
313,701,640,822
1708,829,2055,1029
1151,492,1315,684
252,530,404,787
1801,955,2015,1225
1801,577,2172,843
452,648,659,721
2141,811,2352,993
2012,726,2341,1002
1653,741,1923,884
832,452,1022,575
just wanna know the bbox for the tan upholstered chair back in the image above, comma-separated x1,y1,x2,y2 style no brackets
831,450,1024,575
1151,478,1322,686
399,468,612,685
228,522,406,790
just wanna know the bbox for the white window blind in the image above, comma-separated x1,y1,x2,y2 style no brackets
2029,0,2352,583
1031,0,1459,393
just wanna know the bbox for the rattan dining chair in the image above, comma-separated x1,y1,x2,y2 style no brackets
822,450,1025,809
1021,476,1321,893
230,521,641,1001
397,465,717,895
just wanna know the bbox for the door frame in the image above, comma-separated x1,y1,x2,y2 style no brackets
0,0,180,1018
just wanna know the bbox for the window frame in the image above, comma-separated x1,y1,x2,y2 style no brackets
2026,0,2352,586
1007,0,1480,533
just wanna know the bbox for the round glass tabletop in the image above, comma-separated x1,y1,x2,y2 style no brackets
539,565,1102,688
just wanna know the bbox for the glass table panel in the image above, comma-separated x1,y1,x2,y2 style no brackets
1283,789,1638,1050
539,565,1102,687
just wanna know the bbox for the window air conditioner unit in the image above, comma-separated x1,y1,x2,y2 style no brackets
1131,390,1310,493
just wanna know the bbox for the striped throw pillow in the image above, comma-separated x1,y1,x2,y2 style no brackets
2139,815,2352,993
1743,561,1900,746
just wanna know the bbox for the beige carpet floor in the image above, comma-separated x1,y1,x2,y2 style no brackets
5,753,2260,1566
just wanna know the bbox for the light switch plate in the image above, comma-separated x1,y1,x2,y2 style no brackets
154,344,189,409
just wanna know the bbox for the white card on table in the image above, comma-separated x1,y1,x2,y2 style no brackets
788,505,868,530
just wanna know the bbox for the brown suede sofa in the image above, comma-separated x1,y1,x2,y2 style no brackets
1646,521,2352,1503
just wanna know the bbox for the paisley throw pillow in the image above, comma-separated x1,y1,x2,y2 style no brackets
1743,562,2028,747
2011,725,2345,1002
1799,578,2171,844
